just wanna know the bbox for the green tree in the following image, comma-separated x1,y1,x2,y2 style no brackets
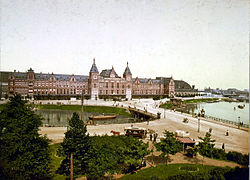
120,136,150,173
87,136,150,178
0,95,51,180
155,130,182,165
57,112,91,176
198,132,216,163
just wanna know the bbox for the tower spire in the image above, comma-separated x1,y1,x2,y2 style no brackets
93,58,95,64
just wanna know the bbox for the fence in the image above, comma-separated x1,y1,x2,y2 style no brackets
204,115,249,128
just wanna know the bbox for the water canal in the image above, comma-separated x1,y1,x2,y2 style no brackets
181,101,249,125
36,109,137,126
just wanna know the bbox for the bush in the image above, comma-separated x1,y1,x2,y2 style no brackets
208,167,229,180
226,151,249,166
224,166,249,180
186,147,198,158
212,148,227,160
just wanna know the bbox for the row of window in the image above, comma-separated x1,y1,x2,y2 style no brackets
95,83,130,89
99,90,125,95
132,90,163,94
33,89,88,95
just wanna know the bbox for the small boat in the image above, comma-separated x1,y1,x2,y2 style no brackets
88,115,116,120
238,104,245,109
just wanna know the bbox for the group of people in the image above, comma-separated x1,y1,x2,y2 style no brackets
149,132,158,142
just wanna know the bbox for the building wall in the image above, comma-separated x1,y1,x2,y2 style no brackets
7,62,197,98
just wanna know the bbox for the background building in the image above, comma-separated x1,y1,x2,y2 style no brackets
5,59,198,99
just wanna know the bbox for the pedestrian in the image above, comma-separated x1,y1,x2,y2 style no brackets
225,130,229,136
153,133,156,142
209,128,212,133
150,133,152,141
222,143,225,151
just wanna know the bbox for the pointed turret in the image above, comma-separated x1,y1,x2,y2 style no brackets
89,58,99,100
90,58,99,73
123,62,132,100
123,62,132,77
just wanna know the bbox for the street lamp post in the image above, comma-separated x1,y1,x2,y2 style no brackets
238,116,240,129
198,118,200,132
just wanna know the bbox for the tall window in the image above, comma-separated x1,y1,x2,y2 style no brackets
94,84,96,88
106,90,108,94
117,83,119,88
111,82,114,88
106,82,108,88
117,90,119,94
111,90,114,94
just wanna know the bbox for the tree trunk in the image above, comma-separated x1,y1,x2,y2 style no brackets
166,154,169,166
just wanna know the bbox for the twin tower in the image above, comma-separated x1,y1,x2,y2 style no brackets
88,59,132,100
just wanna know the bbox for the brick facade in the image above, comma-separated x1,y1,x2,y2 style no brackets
7,59,198,99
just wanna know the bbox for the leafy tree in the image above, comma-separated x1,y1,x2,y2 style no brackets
198,132,216,163
57,112,91,176
120,136,150,173
87,136,150,178
155,130,182,165
0,95,51,180
186,147,198,158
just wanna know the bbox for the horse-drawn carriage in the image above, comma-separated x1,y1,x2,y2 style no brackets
124,127,147,139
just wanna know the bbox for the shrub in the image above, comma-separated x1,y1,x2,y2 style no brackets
186,147,198,158
212,148,227,160
226,151,249,166
208,167,229,180
224,167,249,180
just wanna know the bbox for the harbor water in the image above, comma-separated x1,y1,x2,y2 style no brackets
182,101,249,125
36,109,136,126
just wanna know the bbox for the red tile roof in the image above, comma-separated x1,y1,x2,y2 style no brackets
176,137,195,144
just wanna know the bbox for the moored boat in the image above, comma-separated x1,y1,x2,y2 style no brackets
88,115,116,120
238,104,245,109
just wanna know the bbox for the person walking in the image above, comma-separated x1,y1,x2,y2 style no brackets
153,133,157,143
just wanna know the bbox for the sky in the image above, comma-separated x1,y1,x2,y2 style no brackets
0,0,249,90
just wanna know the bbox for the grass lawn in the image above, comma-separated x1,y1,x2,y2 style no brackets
159,103,173,109
160,98,220,109
183,98,220,104
120,164,230,179
36,104,131,116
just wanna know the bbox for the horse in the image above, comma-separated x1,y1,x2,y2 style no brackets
111,130,120,136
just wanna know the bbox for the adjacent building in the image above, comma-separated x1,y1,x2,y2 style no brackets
5,59,198,99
